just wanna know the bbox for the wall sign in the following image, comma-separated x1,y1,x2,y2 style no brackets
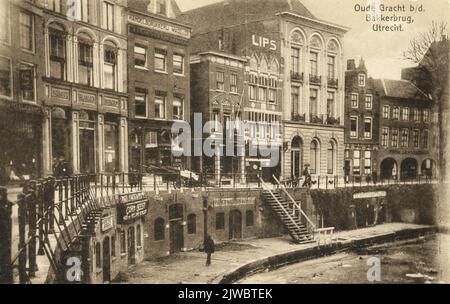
101,215,114,232
353,191,387,199
117,193,149,224
252,34,277,51
128,14,191,39
211,197,257,207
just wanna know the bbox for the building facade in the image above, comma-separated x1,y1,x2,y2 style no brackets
0,0,45,183
39,0,129,176
375,78,436,179
179,0,347,183
344,59,380,180
126,1,191,175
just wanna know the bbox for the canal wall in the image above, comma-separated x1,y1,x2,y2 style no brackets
310,183,439,231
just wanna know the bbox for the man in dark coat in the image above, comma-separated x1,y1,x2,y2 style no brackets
204,234,215,266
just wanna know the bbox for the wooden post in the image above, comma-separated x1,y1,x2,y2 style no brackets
18,194,28,283
27,182,38,277
0,187,13,283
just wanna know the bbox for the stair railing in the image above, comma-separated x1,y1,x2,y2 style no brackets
257,176,303,233
272,175,316,234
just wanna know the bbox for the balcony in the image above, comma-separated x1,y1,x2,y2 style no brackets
308,114,341,126
327,77,338,88
290,71,304,83
309,74,322,85
310,114,324,124
291,113,306,122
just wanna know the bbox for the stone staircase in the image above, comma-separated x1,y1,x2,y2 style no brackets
263,190,314,244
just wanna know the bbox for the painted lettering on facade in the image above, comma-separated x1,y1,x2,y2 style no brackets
252,34,277,51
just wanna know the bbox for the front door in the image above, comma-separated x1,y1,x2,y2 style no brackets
169,204,184,253
229,210,242,240
79,128,95,173
102,237,111,283
127,227,135,265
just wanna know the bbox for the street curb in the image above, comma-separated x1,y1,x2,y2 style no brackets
216,226,437,284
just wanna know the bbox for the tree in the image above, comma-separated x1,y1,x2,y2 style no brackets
404,21,449,181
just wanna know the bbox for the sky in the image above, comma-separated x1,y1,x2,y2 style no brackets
176,0,449,80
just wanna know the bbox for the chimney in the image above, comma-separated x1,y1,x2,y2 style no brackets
347,59,356,70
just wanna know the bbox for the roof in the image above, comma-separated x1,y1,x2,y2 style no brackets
375,79,431,101
178,0,316,34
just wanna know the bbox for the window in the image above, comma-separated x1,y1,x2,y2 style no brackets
358,74,366,86
0,57,12,98
134,45,147,68
383,106,390,119
120,230,126,254
310,52,318,76
291,48,300,74
95,242,101,268
154,218,165,241
327,55,335,79
78,40,93,86
104,45,117,90
230,74,238,93
47,0,61,13
364,117,372,139
353,150,361,176
216,71,224,91
156,0,167,15
134,90,147,118
350,116,358,138
154,48,167,72
20,12,33,51
309,89,318,117
327,141,335,174
423,110,430,122
249,85,257,101
393,107,400,120
413,129,420,148
402,107,410,121
216,213,225,230
258,87,267,102
246,210,254,227
173,97,184,120
104,1,114,31
79,0,90,22
173,54,184,74
365,95,372,109
400,128,409,147
381,127,389,147
187,214,196,234
49,28,66,80
391,128,399,147
111,236,116,257
364,151,372,175
351,93,358,108
422,130,429,148
0,3,10,44
291,86,299,116
20,63,35,102
327,92,335,117
413,109,420,121
155,95,165,119
136,225,142,247
269,89,277,103
310,141,319,174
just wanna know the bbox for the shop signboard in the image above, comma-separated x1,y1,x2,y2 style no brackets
117,193,149,224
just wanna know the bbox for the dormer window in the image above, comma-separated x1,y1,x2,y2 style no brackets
156,0,166,15
358,74,366,87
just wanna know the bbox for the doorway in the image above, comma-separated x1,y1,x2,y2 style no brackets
102,237,111,283
80,128,95,173
169,204,184,254
127,227,136,265
229,210,242,240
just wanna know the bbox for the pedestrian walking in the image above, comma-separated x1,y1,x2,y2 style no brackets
302,165,312,188
204,234,215,266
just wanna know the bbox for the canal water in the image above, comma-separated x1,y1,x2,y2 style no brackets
238,234,450,284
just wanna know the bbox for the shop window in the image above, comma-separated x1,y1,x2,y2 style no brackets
246,210,254,227
78,39,94,86
230,73,238,93
136,225,142,247
20,12,33,51
104,44,117,90
19,63,35,102
134,45,147,68
49,26,66,80
120,230,126,254
187,214,196,234
154,218,165,241
155,48,167,72
216,213,225,230
0,57,12,98
111,236,116,257
134,89,147,118
95,242,101,268
173,54,184,75
216,71,224,91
